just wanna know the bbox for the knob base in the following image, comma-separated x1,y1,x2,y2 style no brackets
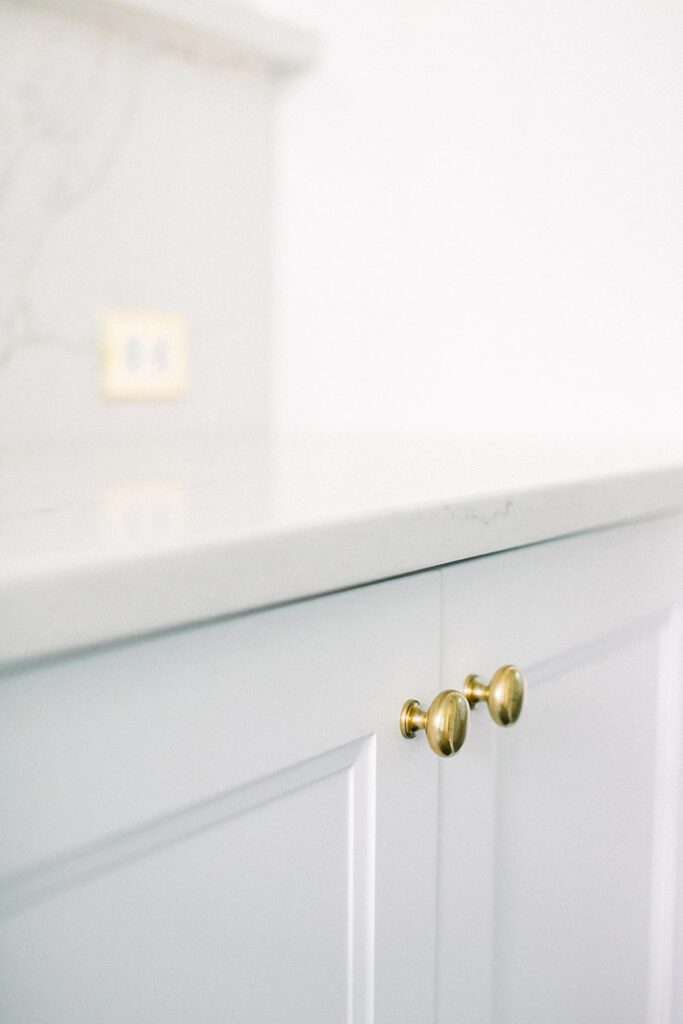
400,699,425,738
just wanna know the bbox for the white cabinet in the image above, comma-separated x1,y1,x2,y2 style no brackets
1,515,682,1023
437,515,683,1024
0,574,441,1024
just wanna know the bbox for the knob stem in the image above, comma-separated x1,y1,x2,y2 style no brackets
463,675,489,706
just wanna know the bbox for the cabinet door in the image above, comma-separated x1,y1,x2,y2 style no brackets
0,573,440,1024
438,515,683,1024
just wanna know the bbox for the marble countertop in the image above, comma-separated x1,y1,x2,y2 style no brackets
2,433,683,666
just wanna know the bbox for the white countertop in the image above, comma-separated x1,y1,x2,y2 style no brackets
3,433,683,667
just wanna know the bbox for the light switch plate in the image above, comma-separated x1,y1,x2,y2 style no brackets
101,311,188,399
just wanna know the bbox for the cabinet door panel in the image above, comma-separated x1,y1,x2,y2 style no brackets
438,516,683,1024
493,624,673,1024
1,748,360,1024
0,573,441,1024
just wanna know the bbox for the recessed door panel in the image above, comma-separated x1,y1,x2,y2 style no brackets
492,627,670,1024
0,743,370,1024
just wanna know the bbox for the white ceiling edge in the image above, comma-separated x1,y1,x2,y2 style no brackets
25,0,318,74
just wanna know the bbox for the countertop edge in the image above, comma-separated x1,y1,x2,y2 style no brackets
2,464,683,670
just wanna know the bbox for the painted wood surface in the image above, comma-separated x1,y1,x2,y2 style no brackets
438,514,683,1023
1,515,682,1021
0,573,440,1023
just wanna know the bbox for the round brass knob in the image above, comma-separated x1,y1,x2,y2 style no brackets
463,665,526,726
400,690,470,757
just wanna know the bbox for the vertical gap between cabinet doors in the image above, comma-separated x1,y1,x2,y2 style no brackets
646,606,683,1024
489,704,501,1024
434,569,444,1024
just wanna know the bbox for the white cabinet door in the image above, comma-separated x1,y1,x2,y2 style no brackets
438,515,683,1024
0,573,441,1024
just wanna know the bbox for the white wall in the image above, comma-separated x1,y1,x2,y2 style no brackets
251,0,683,444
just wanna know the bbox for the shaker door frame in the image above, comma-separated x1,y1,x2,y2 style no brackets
0,572,442,1024
438,514,683,1024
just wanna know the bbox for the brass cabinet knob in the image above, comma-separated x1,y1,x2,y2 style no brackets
463,665,526,726
400,690,470,757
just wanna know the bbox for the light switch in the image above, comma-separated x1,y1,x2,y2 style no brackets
101,311,188,399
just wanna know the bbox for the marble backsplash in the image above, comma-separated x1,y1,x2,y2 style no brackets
0,0,309,446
